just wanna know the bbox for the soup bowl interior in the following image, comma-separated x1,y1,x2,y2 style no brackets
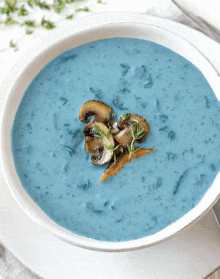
1,16,220,252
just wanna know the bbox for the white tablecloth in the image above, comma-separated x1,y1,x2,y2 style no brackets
0,1,219,278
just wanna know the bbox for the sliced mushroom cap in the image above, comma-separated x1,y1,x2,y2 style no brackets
85,136,101,153
100,147,155,182
78,100,114,126
83,122,115,165
113,126,133,148
117,114,150,143
110,122,120,137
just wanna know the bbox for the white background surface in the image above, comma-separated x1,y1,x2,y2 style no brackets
1,1,220,278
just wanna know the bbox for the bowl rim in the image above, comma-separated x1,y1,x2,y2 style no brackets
1,12,220,252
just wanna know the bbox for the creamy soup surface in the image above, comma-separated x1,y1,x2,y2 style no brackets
11,38,220,241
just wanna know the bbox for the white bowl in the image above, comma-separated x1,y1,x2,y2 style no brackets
1,13,220,252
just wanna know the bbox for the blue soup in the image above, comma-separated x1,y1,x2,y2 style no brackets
11,38,220,241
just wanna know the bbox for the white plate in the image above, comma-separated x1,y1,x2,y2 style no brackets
1,13,220,278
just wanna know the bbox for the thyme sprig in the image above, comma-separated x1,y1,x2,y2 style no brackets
93,124,111,139
131,126,145,140
128,126,145,157
122,113,128,121
104,144,123,153
131,118,138,127
105,144,123,164
128,145,141,157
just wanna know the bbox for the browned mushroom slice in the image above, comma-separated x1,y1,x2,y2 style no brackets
83,122,115,165
110,122,120,137
78,100,114,126
85,136,101,153
117,114,150,143
113,126,133,148
100,147,155,182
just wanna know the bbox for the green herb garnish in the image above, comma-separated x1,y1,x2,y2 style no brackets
1,0,18,16
131,126,145,140
26,29,34,35
53,0,66,13
23,20,35,27
104,144,121,152
93,124,111,139
34,0,50,9
128,145,141,156
131,118,138,127
66,14,73,19
27,0,34,7
5,16,17,25
1,0,89,50
75,7,89,12
122,114,128,121
41,17,55,29
9,40,16,48
113,153,117,163
128,126,145,157
18,5,28,16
